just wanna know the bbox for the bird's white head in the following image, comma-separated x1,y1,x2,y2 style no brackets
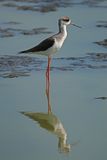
59,16,81,29
59,16,71,26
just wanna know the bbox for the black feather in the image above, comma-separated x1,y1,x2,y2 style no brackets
19,37,55,54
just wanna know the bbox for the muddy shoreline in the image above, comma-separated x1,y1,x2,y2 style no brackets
0,53,107,78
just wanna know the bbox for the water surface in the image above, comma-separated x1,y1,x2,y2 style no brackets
0,1,107,160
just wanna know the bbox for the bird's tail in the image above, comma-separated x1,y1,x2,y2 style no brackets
18,50,28,54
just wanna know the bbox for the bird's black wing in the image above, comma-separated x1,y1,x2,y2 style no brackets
19,37,55,53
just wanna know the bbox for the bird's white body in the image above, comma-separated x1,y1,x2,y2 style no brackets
38,32,67,56
31,38,60,56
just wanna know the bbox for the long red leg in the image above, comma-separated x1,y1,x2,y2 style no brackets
46,56,51,113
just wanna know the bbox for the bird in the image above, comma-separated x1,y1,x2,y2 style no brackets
19,16,81,93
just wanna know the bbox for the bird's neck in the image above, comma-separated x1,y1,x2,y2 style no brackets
59,24,67,38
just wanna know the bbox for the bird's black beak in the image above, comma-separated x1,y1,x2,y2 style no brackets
71,23,82,28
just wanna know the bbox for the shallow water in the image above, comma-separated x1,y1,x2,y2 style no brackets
0,1,107,160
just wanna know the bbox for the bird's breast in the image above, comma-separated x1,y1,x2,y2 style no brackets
55,36,66,50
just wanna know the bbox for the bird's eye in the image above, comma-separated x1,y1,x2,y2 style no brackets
63,19,69,22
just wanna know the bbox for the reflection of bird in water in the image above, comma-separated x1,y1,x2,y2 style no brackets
21,111,70,153
20,70,79,153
